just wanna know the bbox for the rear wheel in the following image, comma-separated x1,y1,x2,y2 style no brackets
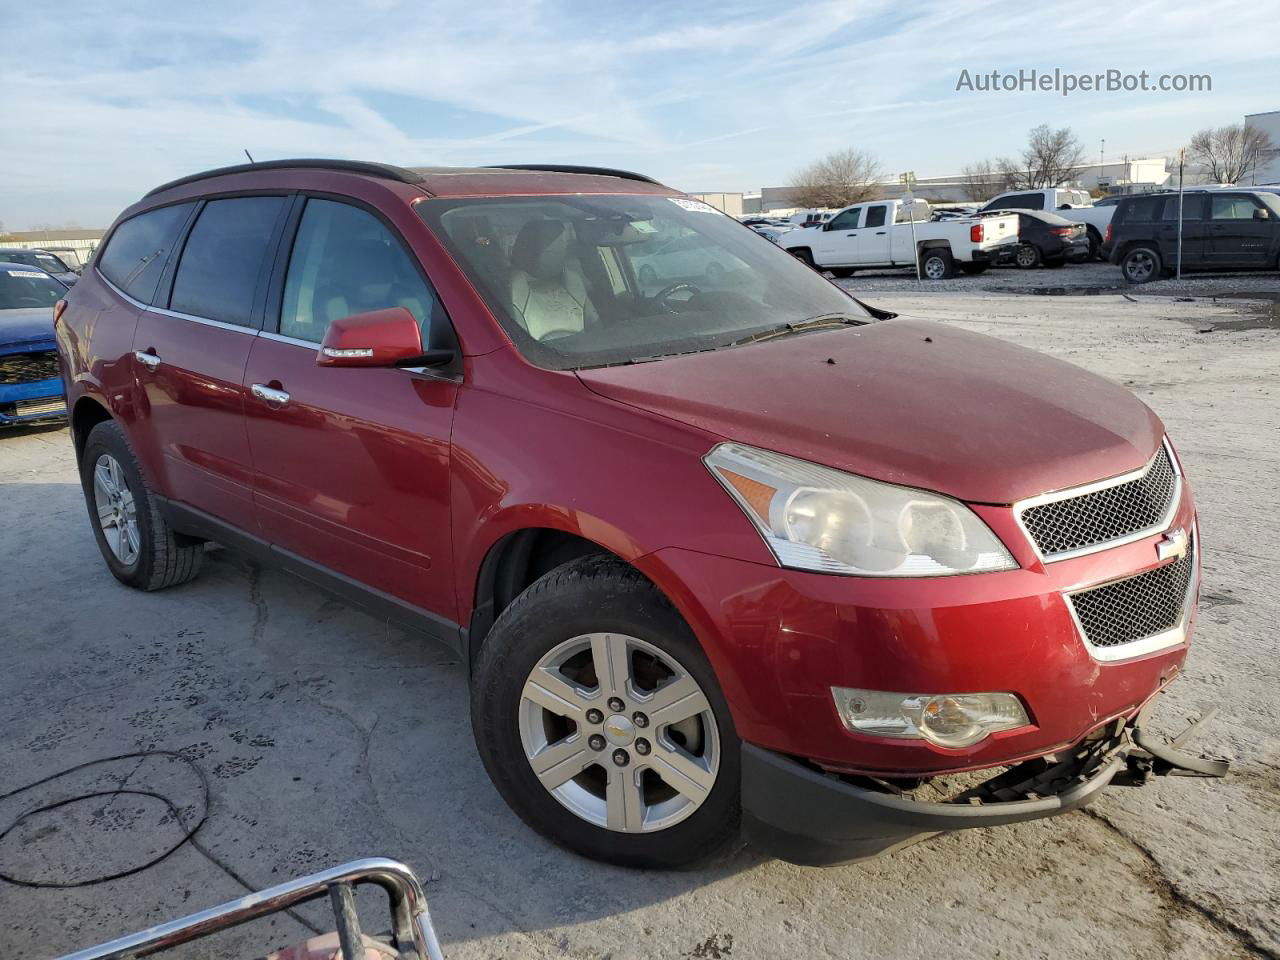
79,420,204,590
1086,227,1102,261
471,557,740,868
829,267,855,278
1121,246,1161,284
920,248,954,280
1014,243,1041,269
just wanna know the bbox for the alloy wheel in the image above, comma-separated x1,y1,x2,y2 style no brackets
93,453,140,565
518,632,720,833
1015,244,1039,268
1125,250,1156,282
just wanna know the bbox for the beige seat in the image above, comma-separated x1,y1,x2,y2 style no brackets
508,220,593,339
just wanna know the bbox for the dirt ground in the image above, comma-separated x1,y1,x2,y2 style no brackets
1,291,1277,960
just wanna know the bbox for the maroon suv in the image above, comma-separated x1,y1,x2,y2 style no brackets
57,160,1222,868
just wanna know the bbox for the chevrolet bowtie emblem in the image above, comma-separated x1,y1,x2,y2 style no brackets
1157,527,1189,561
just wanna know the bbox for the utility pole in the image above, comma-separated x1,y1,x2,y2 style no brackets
1176,148,1185,281
900,171,920,282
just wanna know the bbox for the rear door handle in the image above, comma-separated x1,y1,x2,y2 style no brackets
875,231,887,235
134,350,161,370
251,383,291,408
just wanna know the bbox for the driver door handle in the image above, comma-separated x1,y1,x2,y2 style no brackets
251,383,291,408
134,350,161,370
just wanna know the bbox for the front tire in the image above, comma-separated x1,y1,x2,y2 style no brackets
79,420,204,590
471,556,740,868
790,248,817,269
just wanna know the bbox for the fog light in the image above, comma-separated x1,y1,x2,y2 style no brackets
832,688,1029,748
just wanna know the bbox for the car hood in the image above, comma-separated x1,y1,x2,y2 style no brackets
0,307,56,352
575,317,1164,504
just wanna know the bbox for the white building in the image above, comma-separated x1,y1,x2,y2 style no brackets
1245,110,1280,183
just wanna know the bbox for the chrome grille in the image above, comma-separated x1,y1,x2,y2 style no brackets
1020,444,1178,559
1069,536,1195,650
0,350,60,385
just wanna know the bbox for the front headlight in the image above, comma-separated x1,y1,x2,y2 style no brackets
831,688,1030,748
704,442,1016,576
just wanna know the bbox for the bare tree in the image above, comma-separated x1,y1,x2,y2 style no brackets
1187,123,1276,184
959,159,1006,202
996,125,1088,189
788,149,883,209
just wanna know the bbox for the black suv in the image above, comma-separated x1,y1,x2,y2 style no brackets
1108,189,1280,283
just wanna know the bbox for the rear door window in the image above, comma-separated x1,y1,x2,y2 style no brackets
278,198,442,344
863,205,887,228
98,203,195,303
170,196,286,327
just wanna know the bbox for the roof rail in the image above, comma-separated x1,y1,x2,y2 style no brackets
143,159,426,198
484,164,662,185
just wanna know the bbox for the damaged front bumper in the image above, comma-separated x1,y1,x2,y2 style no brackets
741,694,1229,866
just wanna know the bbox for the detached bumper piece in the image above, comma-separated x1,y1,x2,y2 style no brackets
742,696,1228,866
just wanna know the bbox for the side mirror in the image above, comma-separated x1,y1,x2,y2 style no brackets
317,307,453,369
1254,207,1270,220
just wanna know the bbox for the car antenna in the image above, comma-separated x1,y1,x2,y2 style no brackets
244,149,255,163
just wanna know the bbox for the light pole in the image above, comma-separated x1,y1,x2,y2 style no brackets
1100,139,1105,181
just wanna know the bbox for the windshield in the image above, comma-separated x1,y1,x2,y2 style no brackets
0,267,64,309
31,252,72,273
417,194,866,369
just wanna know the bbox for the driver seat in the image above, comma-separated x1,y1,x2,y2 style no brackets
508,220,593,340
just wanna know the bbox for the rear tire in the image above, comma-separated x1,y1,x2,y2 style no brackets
920,248,954,280
471,556,740,869
1086,227,1102,261
1121,246,1162,284
1014,244,1041,269
829,267,855,278
79,420,204,590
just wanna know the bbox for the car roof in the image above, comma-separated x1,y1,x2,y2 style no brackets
139,158,676,205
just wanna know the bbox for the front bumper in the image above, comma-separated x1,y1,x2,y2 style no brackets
741,695,1228,865
0,376,66,426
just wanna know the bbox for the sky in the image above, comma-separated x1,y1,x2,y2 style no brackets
2,0,1277,230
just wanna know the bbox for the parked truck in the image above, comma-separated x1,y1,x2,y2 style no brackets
780,198,1019,279
979,187,1116,259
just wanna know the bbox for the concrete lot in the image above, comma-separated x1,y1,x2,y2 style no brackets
1,291,1277,959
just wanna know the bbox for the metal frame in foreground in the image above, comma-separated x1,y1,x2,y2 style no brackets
53,857,446,960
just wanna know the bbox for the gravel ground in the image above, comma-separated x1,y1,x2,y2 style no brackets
1,291,1277,959
831,259,1280,297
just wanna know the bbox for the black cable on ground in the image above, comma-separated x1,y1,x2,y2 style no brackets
0,749,209,889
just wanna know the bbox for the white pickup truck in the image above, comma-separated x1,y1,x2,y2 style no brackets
779,198,1019,280
979,188,1115,259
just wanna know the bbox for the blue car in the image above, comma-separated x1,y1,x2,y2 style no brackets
0,263,67,427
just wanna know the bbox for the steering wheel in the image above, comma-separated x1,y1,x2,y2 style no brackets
653,282,701,313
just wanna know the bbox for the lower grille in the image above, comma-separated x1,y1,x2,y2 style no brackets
0,350,60,385
1068,536,1195,651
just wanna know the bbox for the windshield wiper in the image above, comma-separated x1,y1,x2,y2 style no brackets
729,313,867,347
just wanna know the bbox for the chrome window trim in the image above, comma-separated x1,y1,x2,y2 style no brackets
1012,438,1182,563
97,269,257,336
1063,527,1198,663
259,330,318,349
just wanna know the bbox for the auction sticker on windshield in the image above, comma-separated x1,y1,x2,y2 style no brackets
668,197,720,214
